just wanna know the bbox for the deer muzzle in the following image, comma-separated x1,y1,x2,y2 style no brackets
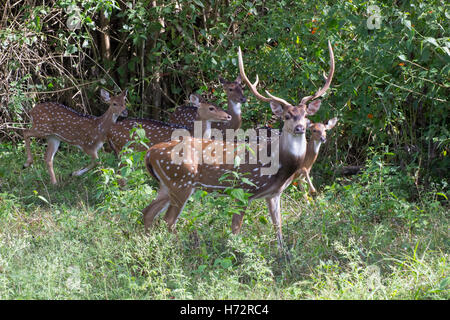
294,125,305,135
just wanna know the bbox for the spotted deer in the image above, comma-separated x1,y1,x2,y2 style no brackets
294,118,338,194
169,76,246,132
23,89,128,185
106,94,231,156
142,41,335,249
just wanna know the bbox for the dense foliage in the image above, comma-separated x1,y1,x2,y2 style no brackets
0,0,448,181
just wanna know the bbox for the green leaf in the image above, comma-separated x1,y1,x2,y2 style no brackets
230,188,247,204
241,177,256,187
423,37,439,48
436,192,448,200
259,215,269,225
193,0,204,8
439,277,450,290
64,44,78,56
37,195,49,204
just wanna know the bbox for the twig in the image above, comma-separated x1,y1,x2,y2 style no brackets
358,66,448,103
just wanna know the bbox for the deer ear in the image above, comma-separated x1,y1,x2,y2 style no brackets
270,101,284,118
189,94,201,106
122,89,128,97
326,117,338,130
235,75,242,84
306,99,321,115
100,89,111,102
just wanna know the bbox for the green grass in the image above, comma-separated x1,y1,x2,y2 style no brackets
0,142,448,299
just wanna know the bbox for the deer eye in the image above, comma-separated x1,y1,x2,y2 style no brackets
209,107,215,111
284,114,291,120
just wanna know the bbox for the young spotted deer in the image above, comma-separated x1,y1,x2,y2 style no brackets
169,76,246,132
294,118,338,194
106,94,231,156
23,89,128,185
142,41,335,249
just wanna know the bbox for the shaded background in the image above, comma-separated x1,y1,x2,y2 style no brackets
0,0,448,184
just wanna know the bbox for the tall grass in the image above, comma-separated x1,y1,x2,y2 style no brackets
0,142,448,299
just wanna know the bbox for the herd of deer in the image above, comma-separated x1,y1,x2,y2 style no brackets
22,42,338,250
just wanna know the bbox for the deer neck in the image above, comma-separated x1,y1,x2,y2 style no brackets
276,131,307,180
202,120,212,139
192,117,213,139
280,131,307,165
96,108,119,139
303,139,321,170
226,100,242,130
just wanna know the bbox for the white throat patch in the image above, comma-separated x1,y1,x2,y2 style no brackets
313,140,322,155
229,101,241,115
280,132,306,159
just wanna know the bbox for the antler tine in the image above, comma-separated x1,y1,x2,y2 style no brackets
238,46,272,103
300,40,335,106
265,90,292,107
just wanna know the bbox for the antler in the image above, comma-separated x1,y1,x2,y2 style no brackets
238,47,272,103
264,90,293,107
300,40,335,106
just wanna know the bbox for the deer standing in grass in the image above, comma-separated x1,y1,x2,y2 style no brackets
142,41,335,249
169,76,246,132
23,89,128,185
106,94,231,156
294,118,338,194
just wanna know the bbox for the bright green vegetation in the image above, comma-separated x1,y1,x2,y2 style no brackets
0,142,447,299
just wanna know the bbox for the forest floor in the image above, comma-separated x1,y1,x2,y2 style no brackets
0,142,448,299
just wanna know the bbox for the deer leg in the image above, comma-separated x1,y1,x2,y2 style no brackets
44,137,61,185
231,211,245,234
304,171,316,194
71,149,99,177
23,129,47,168
231,197,247,234
108,139,121,159
266,194,284,250
162,188,194,232
142,185,170,231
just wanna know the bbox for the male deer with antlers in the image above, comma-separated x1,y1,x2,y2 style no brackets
169,76,246,132
106,94,231,156
142,42,335,250
23,89,128,185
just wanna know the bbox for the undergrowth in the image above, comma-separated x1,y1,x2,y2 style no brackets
0,142,448,299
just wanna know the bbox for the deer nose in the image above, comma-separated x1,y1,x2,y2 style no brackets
121,109,128,117
241,97,247,103
320,136,327,143
294,125,305,134
226,114,232,120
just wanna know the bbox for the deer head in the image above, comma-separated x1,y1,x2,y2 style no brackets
189,93,232,123
219,75,247,105
100,89,128,119
308,117,338,143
